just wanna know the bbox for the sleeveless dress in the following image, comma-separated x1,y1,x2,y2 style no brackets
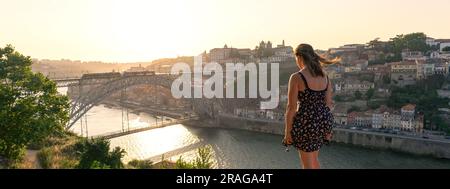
291,72,334,152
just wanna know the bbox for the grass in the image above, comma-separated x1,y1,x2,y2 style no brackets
36,133,81,169
126,145,214,169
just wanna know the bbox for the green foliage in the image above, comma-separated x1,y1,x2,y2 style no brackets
37,147,54,169
360,74,375,82
175,156,195,169
367,100,384,110
128,159,154,169
0,45,69,162
75,138,126,169
194,145,213,169
443,46,450,52
387,75,450,129
382,75,391,85
366,88,375,100
175,145,213,169
89,161,111,169
391,33,429,54
348,106,361,113
385,53,402,63
354,90,362,100
334,95,343,102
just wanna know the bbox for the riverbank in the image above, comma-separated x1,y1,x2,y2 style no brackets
182,114,450,160
101,100,186,119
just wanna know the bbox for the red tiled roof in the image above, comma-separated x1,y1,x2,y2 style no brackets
402,104,416,111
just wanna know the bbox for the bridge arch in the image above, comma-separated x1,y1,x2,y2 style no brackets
67,74,192,129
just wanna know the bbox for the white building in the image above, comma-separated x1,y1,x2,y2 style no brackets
372,112,384,129
334,80,375,94
426,37,439,47
435,63,449,75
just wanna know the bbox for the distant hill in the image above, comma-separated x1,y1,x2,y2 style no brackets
31,59,153,79
31,56,195,78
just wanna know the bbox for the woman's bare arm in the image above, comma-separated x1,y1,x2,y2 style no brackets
285,73,300,138
325,78,334,110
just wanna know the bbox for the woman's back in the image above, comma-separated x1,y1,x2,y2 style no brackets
298,70,328,92
296,70,329,109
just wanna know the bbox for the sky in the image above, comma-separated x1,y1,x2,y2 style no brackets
1,0,450,63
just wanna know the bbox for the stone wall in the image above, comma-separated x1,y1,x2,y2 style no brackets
184,114,450,159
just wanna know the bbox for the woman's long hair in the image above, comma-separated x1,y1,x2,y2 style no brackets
295,44,340,77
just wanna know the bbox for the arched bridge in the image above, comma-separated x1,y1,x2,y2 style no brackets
64,73,220,130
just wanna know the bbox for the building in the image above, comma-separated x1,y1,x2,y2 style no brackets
401,104,416,119
367,64,390,82
361,50,382,62
237,48,253,61
372,105,389,129
415,113,424,133
383,110,401,130
400,104,416,131
260,40,294,63
209,45,234,63
326,70,342,79
349,59,369,70
372,112,384,129
355,111,372,127
334,79,375,94
435,63,449,75
332,104,348,125
401,50,426,61
344,65,362,73
426,37,439,47
430,51,441,59
329,44,365,54
423,63,435,78
347,112,358,126
347,111,372,127
389,61,417,86
126,64,147,72
440,53,450,60
273,46,294,57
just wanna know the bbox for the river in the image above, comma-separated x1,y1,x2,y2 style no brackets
59,87,450,169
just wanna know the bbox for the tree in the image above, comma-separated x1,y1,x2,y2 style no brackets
354,90,362,100
347,106,361,113
382,75,391,85
334,95,343,102
443,46,450,52
0,45,69,162
366,88,375,99
75,138,126,169
366,38,380,49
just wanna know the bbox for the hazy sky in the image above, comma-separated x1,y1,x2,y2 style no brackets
1,0,450,62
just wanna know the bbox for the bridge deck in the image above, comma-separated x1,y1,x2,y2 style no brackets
91,116,198,139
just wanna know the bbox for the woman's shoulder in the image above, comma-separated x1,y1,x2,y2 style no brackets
289,72,301,82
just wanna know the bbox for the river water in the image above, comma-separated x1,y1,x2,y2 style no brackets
60,87,450,169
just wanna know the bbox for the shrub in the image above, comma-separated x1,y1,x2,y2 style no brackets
75,138,126,169
128,159,154,169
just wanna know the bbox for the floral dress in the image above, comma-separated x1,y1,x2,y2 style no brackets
291,72,334,152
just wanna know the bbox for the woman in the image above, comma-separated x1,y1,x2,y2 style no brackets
283,44,339,169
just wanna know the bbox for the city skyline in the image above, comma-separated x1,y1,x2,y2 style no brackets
1,0,450,62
